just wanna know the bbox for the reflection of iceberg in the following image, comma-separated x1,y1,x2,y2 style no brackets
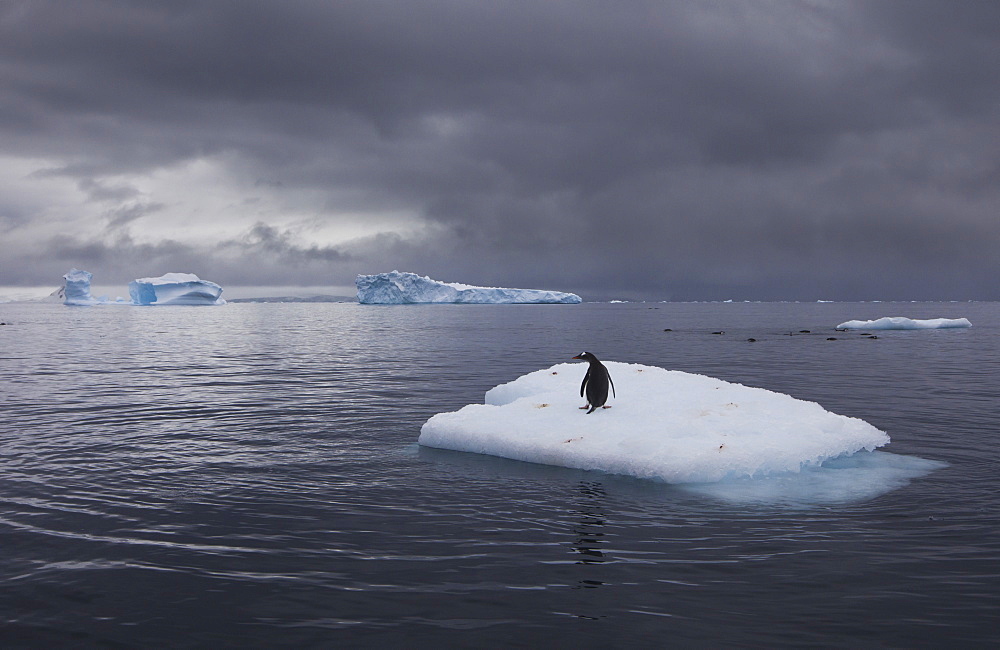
356,270,582,304
420,361,893,484
59,270,224,306
837,316,971,330
129,273,224,305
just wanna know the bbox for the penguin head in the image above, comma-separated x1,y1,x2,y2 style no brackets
573,352,596,362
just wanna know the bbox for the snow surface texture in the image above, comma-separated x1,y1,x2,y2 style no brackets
62,269,97,306
356,270,582,304
837,316,972,330
419,361,890,485
129,273,225,306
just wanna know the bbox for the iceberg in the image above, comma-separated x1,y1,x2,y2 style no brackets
129,273,225,306
419,361,890,485
836,316,971,330
59,269,224,306
356,271,582,304
62,268,99,306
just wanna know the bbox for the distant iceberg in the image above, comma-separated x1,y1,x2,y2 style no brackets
58,270,224,306
837,317,971,330
419,361,891,485
356,271,582,304
129,273,225,306
62,269,98,306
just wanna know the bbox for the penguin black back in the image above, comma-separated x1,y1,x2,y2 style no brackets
572,352,615,414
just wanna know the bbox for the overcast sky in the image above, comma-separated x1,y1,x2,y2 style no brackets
2,1,998,300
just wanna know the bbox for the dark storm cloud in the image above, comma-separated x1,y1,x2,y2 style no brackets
220,221,353,264
1,0,998,299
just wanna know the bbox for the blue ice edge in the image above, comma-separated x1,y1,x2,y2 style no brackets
414,445,946,508
677,450,947,506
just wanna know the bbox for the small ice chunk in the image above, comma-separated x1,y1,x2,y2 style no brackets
356,270,582,304
837,316,971,330
128,273,225,306
419,362,890,484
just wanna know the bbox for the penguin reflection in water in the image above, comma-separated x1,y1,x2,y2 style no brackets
572,352,615,413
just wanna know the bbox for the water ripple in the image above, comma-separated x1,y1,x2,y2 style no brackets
1,302,998,647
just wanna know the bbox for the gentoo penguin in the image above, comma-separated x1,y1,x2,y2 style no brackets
572,352,615,414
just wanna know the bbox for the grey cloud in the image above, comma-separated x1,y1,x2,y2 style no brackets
221,222,354,265
1,1,998,299
105,201,165,229
77,178,141,203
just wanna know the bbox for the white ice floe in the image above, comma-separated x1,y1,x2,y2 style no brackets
836,316,971,330
419,361,891,484
356,270,582,304
129,273,225,305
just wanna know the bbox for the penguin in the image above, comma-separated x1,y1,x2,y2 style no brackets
572,352,615,414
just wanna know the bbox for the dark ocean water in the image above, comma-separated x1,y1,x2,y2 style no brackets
1,301,998,648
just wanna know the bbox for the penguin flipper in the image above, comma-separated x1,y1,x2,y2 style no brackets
580,368,591,398
609,374,616,399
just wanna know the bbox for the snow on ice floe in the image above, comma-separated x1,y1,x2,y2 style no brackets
420,362,893,485
356,270,582,304
836,316,971,330
129,273,224,305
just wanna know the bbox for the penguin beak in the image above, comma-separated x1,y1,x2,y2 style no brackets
572,354,582,359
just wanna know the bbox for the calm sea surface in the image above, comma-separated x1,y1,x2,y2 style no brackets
1,301,998,648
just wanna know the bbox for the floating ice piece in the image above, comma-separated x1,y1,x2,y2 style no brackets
58,270,223,306
419,362,890,484
128,273,225,306
62,269,98,306
836,316,971,330
356,270,581,304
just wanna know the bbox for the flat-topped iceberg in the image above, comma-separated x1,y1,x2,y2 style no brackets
837,316,971,330
419,361,890,485
129,273,225,305
356,271,582,304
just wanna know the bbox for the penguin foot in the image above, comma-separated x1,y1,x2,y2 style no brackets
579,405,590,410
602,405,612,409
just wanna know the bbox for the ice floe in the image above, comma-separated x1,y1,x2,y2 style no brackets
419,361,891,485
837,316,971,330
